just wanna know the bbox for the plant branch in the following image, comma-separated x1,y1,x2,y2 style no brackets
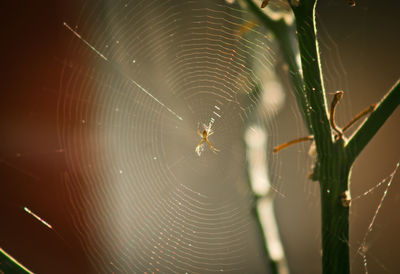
243,0,312,133
290,0,333,153
245,1,399,274
346,79,400,164
245,123,289,274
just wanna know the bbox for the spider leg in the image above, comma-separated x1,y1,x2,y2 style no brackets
206,139,219,154
207,122,215,135
197,122,203,137
195,139,206,155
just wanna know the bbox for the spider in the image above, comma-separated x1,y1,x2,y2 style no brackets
195,122,219,156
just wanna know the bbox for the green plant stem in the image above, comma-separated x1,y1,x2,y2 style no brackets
291,2,351,273
252,198,280,274
346,79,400,164
290,1,333,152
243,0,312,133
320,177,350,273
245,1,398,274
317,78,400,273
319,140,351,274
245,122,289,274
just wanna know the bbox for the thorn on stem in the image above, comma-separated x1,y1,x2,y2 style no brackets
339,191,351,207
330,90,344,138
346,0,356,7
342,104,376,132
273,91,377,154
260,0,269,8
272,136,313,153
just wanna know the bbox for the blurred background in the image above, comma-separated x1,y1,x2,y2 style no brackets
0,0,399,273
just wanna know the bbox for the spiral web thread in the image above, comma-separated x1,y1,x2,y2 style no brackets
54,1,399,273
58,0,280,272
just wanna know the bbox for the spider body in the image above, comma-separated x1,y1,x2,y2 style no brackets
195,122,219,156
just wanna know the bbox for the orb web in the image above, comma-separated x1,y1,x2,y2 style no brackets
58,0,281,272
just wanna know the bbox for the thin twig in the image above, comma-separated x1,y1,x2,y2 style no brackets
342,104,376,132
273,136,313,153
346,79,400,164
329,91,344,137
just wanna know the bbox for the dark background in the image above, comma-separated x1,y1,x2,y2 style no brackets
1,1,399,273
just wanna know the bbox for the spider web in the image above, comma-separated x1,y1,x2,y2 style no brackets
56,0,282,272
1,0,399,274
